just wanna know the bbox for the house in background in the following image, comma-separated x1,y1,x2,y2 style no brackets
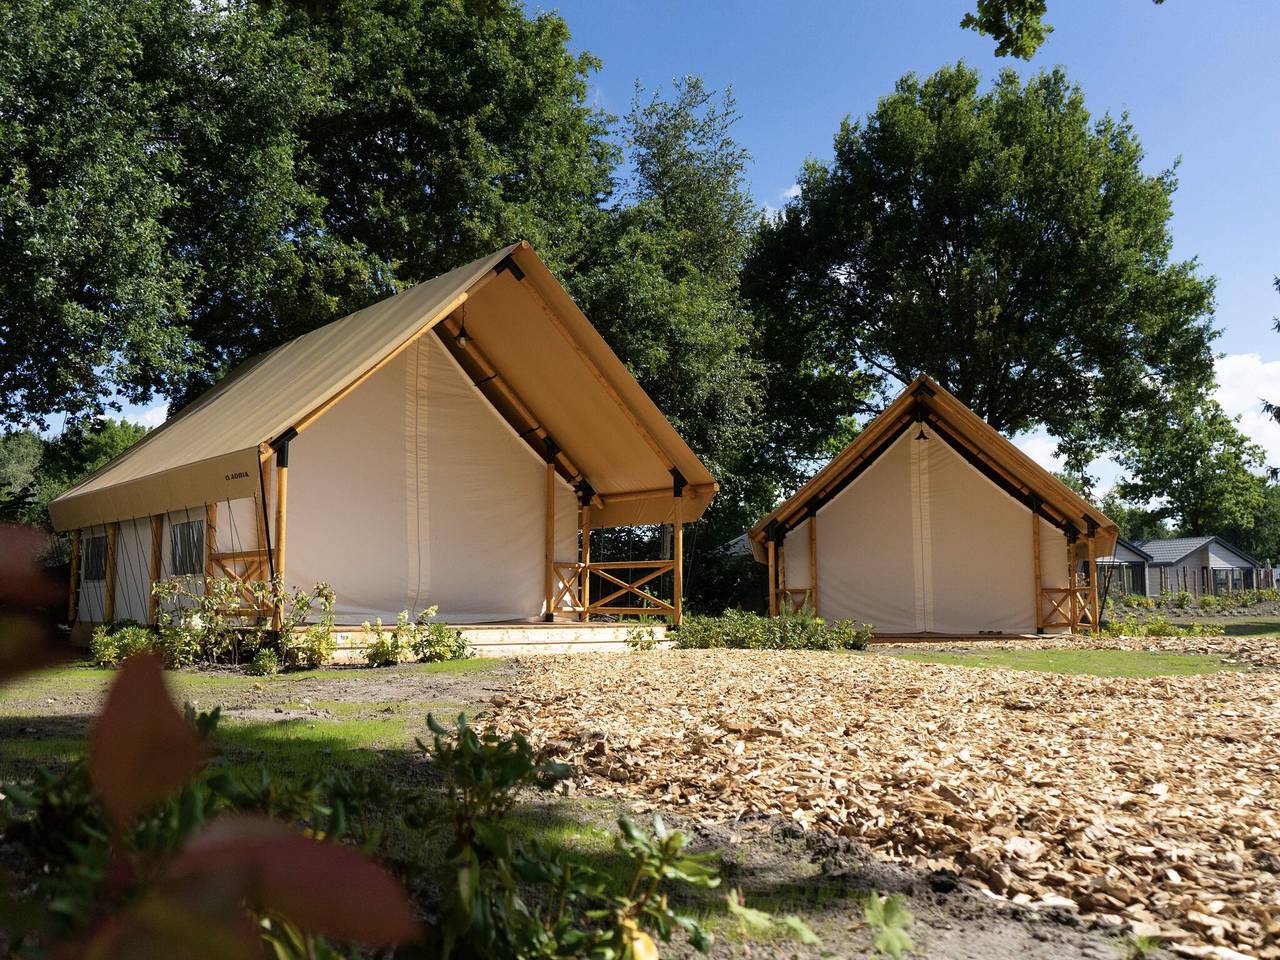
1133,536,1261,596
1094,537,1153,600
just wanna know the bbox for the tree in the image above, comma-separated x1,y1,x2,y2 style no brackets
0,0,613,424
1114,399,1266,536
747,63,1218,482
1099,489,1168,543
962,0,1165,60
567,79,772,611
0,420,146,527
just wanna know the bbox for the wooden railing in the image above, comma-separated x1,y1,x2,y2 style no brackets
552,559,676,619
1040,586,1095,632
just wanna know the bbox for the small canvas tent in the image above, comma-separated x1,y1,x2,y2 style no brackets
51,243,716,636
747,376,1117,635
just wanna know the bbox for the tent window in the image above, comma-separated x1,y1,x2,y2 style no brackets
82,536,107,582
171,520,205,576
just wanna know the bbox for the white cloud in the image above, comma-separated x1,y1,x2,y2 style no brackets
123,404,168,430
780,183,801,201
1215,352,1280,467
1015,429,1064,473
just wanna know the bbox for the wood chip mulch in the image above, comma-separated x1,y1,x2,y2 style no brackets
886,634,1280,670
493,648,1280,959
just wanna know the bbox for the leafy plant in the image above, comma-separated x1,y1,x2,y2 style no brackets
0,655,420,954
365,608,467,667
862,892,915,959
675,609,873,651
625,618,662,651
151,576,336,667
1198,594,1220,612
245,647,280,676
420,713,741,959
724,888,820,946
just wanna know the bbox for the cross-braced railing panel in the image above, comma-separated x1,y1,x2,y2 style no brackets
1040,586,1094,632
553,560,676,619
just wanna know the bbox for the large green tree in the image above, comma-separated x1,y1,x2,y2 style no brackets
569,79,776,610
0,0,613,423
1114,399,1266,536
0,420,147,527
747,63,1218,480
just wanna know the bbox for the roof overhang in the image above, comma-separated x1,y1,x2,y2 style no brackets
747,374,1118,562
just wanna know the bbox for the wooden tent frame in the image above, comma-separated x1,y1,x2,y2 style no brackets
750,377,1114,635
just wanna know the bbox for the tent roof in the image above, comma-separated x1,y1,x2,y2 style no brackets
50,242,717,531
747,374,1118,562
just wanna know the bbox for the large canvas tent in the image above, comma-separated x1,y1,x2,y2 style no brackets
51,242,717,634
748,376,1117,635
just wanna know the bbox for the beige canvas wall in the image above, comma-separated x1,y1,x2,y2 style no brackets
784,429,1071,634
286,333,578,623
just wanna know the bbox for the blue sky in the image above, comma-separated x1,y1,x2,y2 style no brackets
117,1,1280,484
522,0,1280,483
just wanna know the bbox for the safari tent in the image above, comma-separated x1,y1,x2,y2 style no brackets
747,376,1117,636
50,242,717,642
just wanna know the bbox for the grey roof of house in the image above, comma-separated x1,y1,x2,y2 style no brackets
1113,537,1155,561
1136,536,1259,567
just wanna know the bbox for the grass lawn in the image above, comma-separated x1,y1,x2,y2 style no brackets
1202,617,1280,637
878,646,1249,676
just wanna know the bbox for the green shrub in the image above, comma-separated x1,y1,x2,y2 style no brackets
244,648,279,676
674,609,873,651
625,619,662,650
282,624,336,670
1168,590,1194,610
1198,594,1220,612
1121,593,1154,609
89,624,188,669
364,608,467,667
420,714,729,958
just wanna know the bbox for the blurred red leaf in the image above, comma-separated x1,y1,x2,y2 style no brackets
88,655,208,834
0,524,63,608
169,815,422,946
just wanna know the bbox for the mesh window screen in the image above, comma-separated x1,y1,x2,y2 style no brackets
171,519,205,576
82,536,107,581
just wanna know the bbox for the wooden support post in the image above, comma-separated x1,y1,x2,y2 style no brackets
205,502,218,581
544,460,556,622
673,494,684,628
1066,533,1079,634
777,544,787,614
148,515,163,624
273,447,289,629
808,510,818,615
1087,534,1099,633
104,522,119,624
67,529,81,623
767,539,778,617
580,503,591,622
1031,505,1043,633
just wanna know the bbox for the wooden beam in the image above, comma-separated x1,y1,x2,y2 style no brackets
599,483,718,505
1067,540,1079,634
777,543,787,614
1031,511,1043,633
673,493,684,627
580,504,591,623
544,460,555,622
104,522,119,623
767,539,777,617
1087,534,1099,633
67,529,81,623
148,515,162,624
273,450,288,629
808,512,818,614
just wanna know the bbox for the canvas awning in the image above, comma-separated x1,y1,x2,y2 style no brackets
50,242,717,531
748,374,1118,561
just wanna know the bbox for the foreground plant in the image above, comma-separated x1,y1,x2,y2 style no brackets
0,655,420,956
421,712,731,959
